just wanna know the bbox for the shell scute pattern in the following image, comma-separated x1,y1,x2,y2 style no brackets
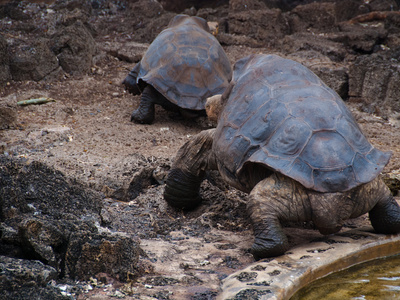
135,15,232,110
289,96,340,130
336,116,371,154
266,118,312,158
214,54,391,193
301,132,354,168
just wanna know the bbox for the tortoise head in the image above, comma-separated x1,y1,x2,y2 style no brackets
205,94,222,124
207,21,219,36
206,82,234,124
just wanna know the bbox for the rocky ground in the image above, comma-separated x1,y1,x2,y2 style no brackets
1,0,400,299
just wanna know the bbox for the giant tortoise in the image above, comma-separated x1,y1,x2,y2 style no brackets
122,14,232,124
164,54,400,259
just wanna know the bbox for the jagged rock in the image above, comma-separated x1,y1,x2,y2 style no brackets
312,65,349,99
0,156,143,282
50,21,97,74
217,32,266,47
65,231,141,281
229,0,267,11
0,156,103,219
0,156,103,275
335,22,388,53
368,0,399,11
287,2,337,34
8,38,59,82
0,255,68,300
348,52,400,116
334,0,372,22
228,6,289,47
105,159,170,202
0,255,57,287
385,12,400,34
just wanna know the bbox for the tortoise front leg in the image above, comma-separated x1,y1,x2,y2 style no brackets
131,85,157,124
122,63,141,95
164,129,216,210
247,174,310,259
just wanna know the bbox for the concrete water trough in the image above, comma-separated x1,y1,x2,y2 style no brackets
219,227,400,300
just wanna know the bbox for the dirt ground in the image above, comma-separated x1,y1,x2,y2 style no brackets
2,45,399,300
1,1,400,299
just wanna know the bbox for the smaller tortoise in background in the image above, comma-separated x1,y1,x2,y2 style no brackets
164,54,400,259
122,14,232,124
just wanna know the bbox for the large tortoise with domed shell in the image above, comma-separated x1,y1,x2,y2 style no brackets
122,14,232,124
164,54,400,259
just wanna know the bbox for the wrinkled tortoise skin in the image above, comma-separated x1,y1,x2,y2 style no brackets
128,14,232,110
214,54,391,194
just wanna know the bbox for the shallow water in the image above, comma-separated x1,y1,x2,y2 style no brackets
291,254,400,300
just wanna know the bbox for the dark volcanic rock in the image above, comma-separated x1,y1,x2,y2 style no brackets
127,0,174,44
8,38,59,82
0,156,102,274
50,21,97,75
336,23,388,53
0,156,102,218
0,156,142,284
2,1,30,21
0,255,69,300
66,231,141,281
0,255,57,287
228,1,289,47
313,65,349,99
287,2,337,34
348,51,400,117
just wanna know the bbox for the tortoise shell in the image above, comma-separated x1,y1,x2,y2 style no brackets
213,54,391,193
133,14,232,110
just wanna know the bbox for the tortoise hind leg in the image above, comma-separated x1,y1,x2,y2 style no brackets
368,179,400,234
131,85,157,124
247,174,310,259
164,129,216,210
248,176,288,259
